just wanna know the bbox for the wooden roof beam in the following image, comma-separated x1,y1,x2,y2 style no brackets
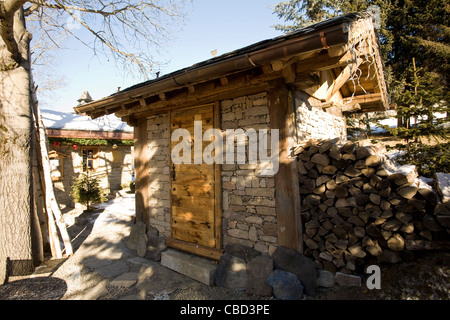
324,57,363,101
343,93,381,105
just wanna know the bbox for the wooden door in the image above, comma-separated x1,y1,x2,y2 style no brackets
170,105,218,248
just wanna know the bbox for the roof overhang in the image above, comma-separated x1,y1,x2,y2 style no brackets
75,12,389,124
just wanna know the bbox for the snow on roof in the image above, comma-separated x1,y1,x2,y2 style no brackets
41,109,133,133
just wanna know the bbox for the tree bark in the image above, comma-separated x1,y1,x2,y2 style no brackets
0,4,35,276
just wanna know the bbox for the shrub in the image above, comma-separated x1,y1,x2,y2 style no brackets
71,170,106,211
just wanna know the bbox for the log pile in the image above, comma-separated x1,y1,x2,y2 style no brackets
295,139,450,274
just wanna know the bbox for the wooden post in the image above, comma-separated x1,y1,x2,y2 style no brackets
268,80,303,252
134,118,150,227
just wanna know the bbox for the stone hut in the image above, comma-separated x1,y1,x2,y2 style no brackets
74,13,389,262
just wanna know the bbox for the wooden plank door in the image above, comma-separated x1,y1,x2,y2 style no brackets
170,105,217,248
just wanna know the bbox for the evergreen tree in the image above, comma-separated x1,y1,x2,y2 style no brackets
272,0,449,107
71,170,106,211
383,57,449,177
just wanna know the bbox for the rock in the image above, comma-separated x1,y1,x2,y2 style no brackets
334,272,362,287
215,253,247,289
316,270,335,288
272,246,317,295
224,243,261,262
246,255,273,296
127,221,147,250
136,233,148,257
145,235,166,261
266,270,303,300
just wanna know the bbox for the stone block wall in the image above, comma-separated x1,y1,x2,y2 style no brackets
146,114,171,237
295,92,347,143
220,93,278,255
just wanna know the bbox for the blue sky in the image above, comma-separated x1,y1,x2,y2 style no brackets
40,0,285,112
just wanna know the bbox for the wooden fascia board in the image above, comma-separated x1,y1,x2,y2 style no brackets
118,68,282,119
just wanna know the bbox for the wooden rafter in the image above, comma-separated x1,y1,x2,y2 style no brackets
324,57,363,101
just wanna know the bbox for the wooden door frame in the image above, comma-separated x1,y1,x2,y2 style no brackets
166,102,223,260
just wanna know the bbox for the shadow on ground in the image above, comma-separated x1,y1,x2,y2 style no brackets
0,277,67,300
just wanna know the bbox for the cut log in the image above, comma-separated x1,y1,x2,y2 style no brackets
365,155,382,167
341,142,356,154
397,186,418,199
311,153,330,167
387,233,405,251
423,215,442,232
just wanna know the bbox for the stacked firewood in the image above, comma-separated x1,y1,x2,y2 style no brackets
295,139,450,274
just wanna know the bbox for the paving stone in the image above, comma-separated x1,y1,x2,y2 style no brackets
96,260,129,279
110,272,138,288
136,264,194,297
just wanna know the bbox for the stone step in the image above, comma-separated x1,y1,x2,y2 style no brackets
161,249,217,285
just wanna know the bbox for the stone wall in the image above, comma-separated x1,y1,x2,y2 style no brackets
50,144,133,208
146,114,171,237
220,93,278,255
295,92,347,143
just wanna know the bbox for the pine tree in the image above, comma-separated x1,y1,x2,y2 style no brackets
71,170,106,211
272,0,449,107
383,58,449,177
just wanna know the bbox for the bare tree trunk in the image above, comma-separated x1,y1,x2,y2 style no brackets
0,5,35,277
